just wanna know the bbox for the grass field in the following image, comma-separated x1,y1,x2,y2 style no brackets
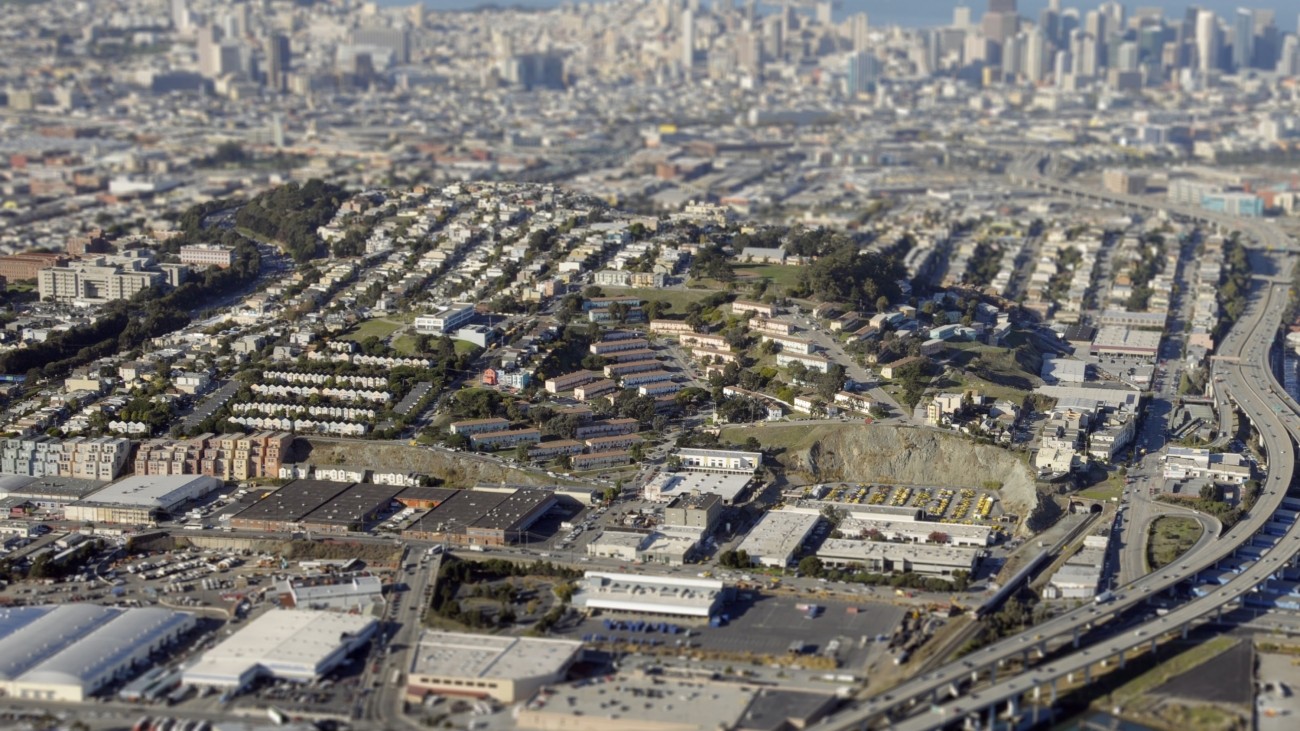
454,340,482,356
1077,480,1123,501
733,263,805,289
339,318,403,342
603,286,722,315
391,334,419,355
1147,516,1203,571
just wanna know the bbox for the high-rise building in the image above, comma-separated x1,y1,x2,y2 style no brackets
267,33,290,92
171,0,191,33
815,1,833,27
988,0,1016,14
1084,11,1107,70
1024,27,1047,82
846,50,880,96
1278,34,1300,76
1232,9,1254,71
850,12,870,53
197,24,222,78
1001,32,1023,77
1116,41,1139,72
953,5,972,29
1196,9,1221,73
352,26,410,65
681,9,695,69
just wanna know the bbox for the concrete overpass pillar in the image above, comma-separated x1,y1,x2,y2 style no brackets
1150,639,1158,653
1072,627,1080,648
1118,650,1126,670
1217,605,1224,621
1085,664,1092,685
972,671,980,685
1039,641,1047,658
990,664,997,684
1182,623,1189,640
1033,685,1041,702
1023,649,1031,667
1050,679,1057,705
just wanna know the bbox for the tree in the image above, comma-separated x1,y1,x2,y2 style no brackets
602,486,619,503
1199,483,1220,502
797,556,824,578
927,531,949,544
514,444,530,462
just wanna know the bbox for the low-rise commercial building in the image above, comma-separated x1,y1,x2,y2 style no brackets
407,631,582,704
64,474,223,524
736,510,821,568
675,448,762,474
183,610,377,689
572,571,729,618
815,539,979,577
275,574,384,611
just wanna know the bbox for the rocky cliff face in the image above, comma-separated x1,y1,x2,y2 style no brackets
775,425,1053,531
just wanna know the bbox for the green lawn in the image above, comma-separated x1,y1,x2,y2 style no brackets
733,263,805,289
339,318,403,342
1077,481,1123,501
603,287,723,315
1147,516,1203,571
392,335,419,355
454,340,483,357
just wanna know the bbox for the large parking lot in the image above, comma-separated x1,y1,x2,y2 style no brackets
557,592,906,673
814,483,1006,526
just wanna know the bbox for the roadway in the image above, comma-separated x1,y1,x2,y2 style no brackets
807,175,1300,731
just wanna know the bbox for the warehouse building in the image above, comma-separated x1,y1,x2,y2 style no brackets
228,480,353,533
516,674,836,731
64,474,223,524
1089,326,1162,361
0,605,195,702
402,488,556,546
815,539,980,577
395,486,460,510
571,571,729,618
298,483,403,535
736,510,822,568
275,574,384,611
406,631,582,703
0,474,103,510
183,610,376,689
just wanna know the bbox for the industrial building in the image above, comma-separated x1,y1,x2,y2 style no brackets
64,474,223,524
183,609,377,689
516,674,836,731
0,474,104,510
815,539,980,577
0,605,195,702
736,509,822,568
298,483,403,535
274,574,384,611
395,486,460,510
1089,326,1162,361
571,571,729,618
406,631,582,703
228,480,354,533
642,471,752,505
401,487,556,546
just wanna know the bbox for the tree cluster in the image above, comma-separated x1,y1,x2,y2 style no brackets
234,179,346,263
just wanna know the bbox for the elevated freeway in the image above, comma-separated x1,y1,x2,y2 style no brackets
806,176,1300,731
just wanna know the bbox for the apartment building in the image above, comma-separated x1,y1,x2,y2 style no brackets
448,418,510,436
469,429,541,450
0,436,131,481
38,255,166,305
133,432,292,481
179,244,236,269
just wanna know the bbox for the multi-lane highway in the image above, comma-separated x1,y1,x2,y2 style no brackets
806,175,1300,731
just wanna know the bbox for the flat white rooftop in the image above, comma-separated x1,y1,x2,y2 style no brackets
184,610,375,686
410,631,580,681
